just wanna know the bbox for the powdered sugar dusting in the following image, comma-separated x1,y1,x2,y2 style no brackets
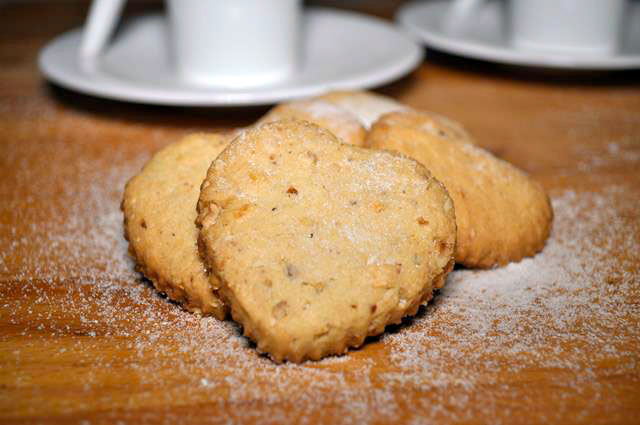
0,144,143,283
258,99,364,146
380,186,639,421
3,131,639,424
327,94,407,129
294,99,364,145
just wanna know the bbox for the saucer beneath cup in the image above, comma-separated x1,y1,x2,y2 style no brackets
38,8,422,106
396,0,640,70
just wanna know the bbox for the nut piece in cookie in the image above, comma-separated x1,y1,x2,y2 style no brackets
122,133,230,318
366,110,553,268
197,120,456,362
256,98,366,146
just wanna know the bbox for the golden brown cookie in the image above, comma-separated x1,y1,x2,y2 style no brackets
366,110,553,268
197,120,456,362
256,98,366,146
319,90,408,129
122,133,230,318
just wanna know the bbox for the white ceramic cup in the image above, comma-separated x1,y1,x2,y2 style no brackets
80,0,302,87
509,0,625,54
445,0,626,54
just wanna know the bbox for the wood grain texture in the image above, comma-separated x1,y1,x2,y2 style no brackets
1,2,639,424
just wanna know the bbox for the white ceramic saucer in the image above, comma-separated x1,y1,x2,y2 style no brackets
39,7,422,106
396,0,640,70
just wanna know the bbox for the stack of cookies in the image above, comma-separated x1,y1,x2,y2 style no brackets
122,91,552,363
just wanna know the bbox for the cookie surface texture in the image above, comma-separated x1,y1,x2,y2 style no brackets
256,99,366,146
122,133,229,318
366,111,553,268
197,120,456,362
319,90,408,129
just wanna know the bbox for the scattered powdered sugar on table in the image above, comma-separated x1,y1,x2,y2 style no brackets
0,158,141,284
385,186,638,364
3,138,639,423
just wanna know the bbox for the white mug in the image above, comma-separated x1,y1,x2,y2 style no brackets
444,0,626,55
80,0,302,87
510,0,625,54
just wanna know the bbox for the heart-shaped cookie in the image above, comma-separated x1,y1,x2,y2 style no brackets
197,120,456,362
122,133,230,318
366,110,553,268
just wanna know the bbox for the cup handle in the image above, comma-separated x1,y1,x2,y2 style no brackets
79,0,127,59
443,0,486,36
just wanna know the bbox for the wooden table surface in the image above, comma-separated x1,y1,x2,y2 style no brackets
1,2,639,424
